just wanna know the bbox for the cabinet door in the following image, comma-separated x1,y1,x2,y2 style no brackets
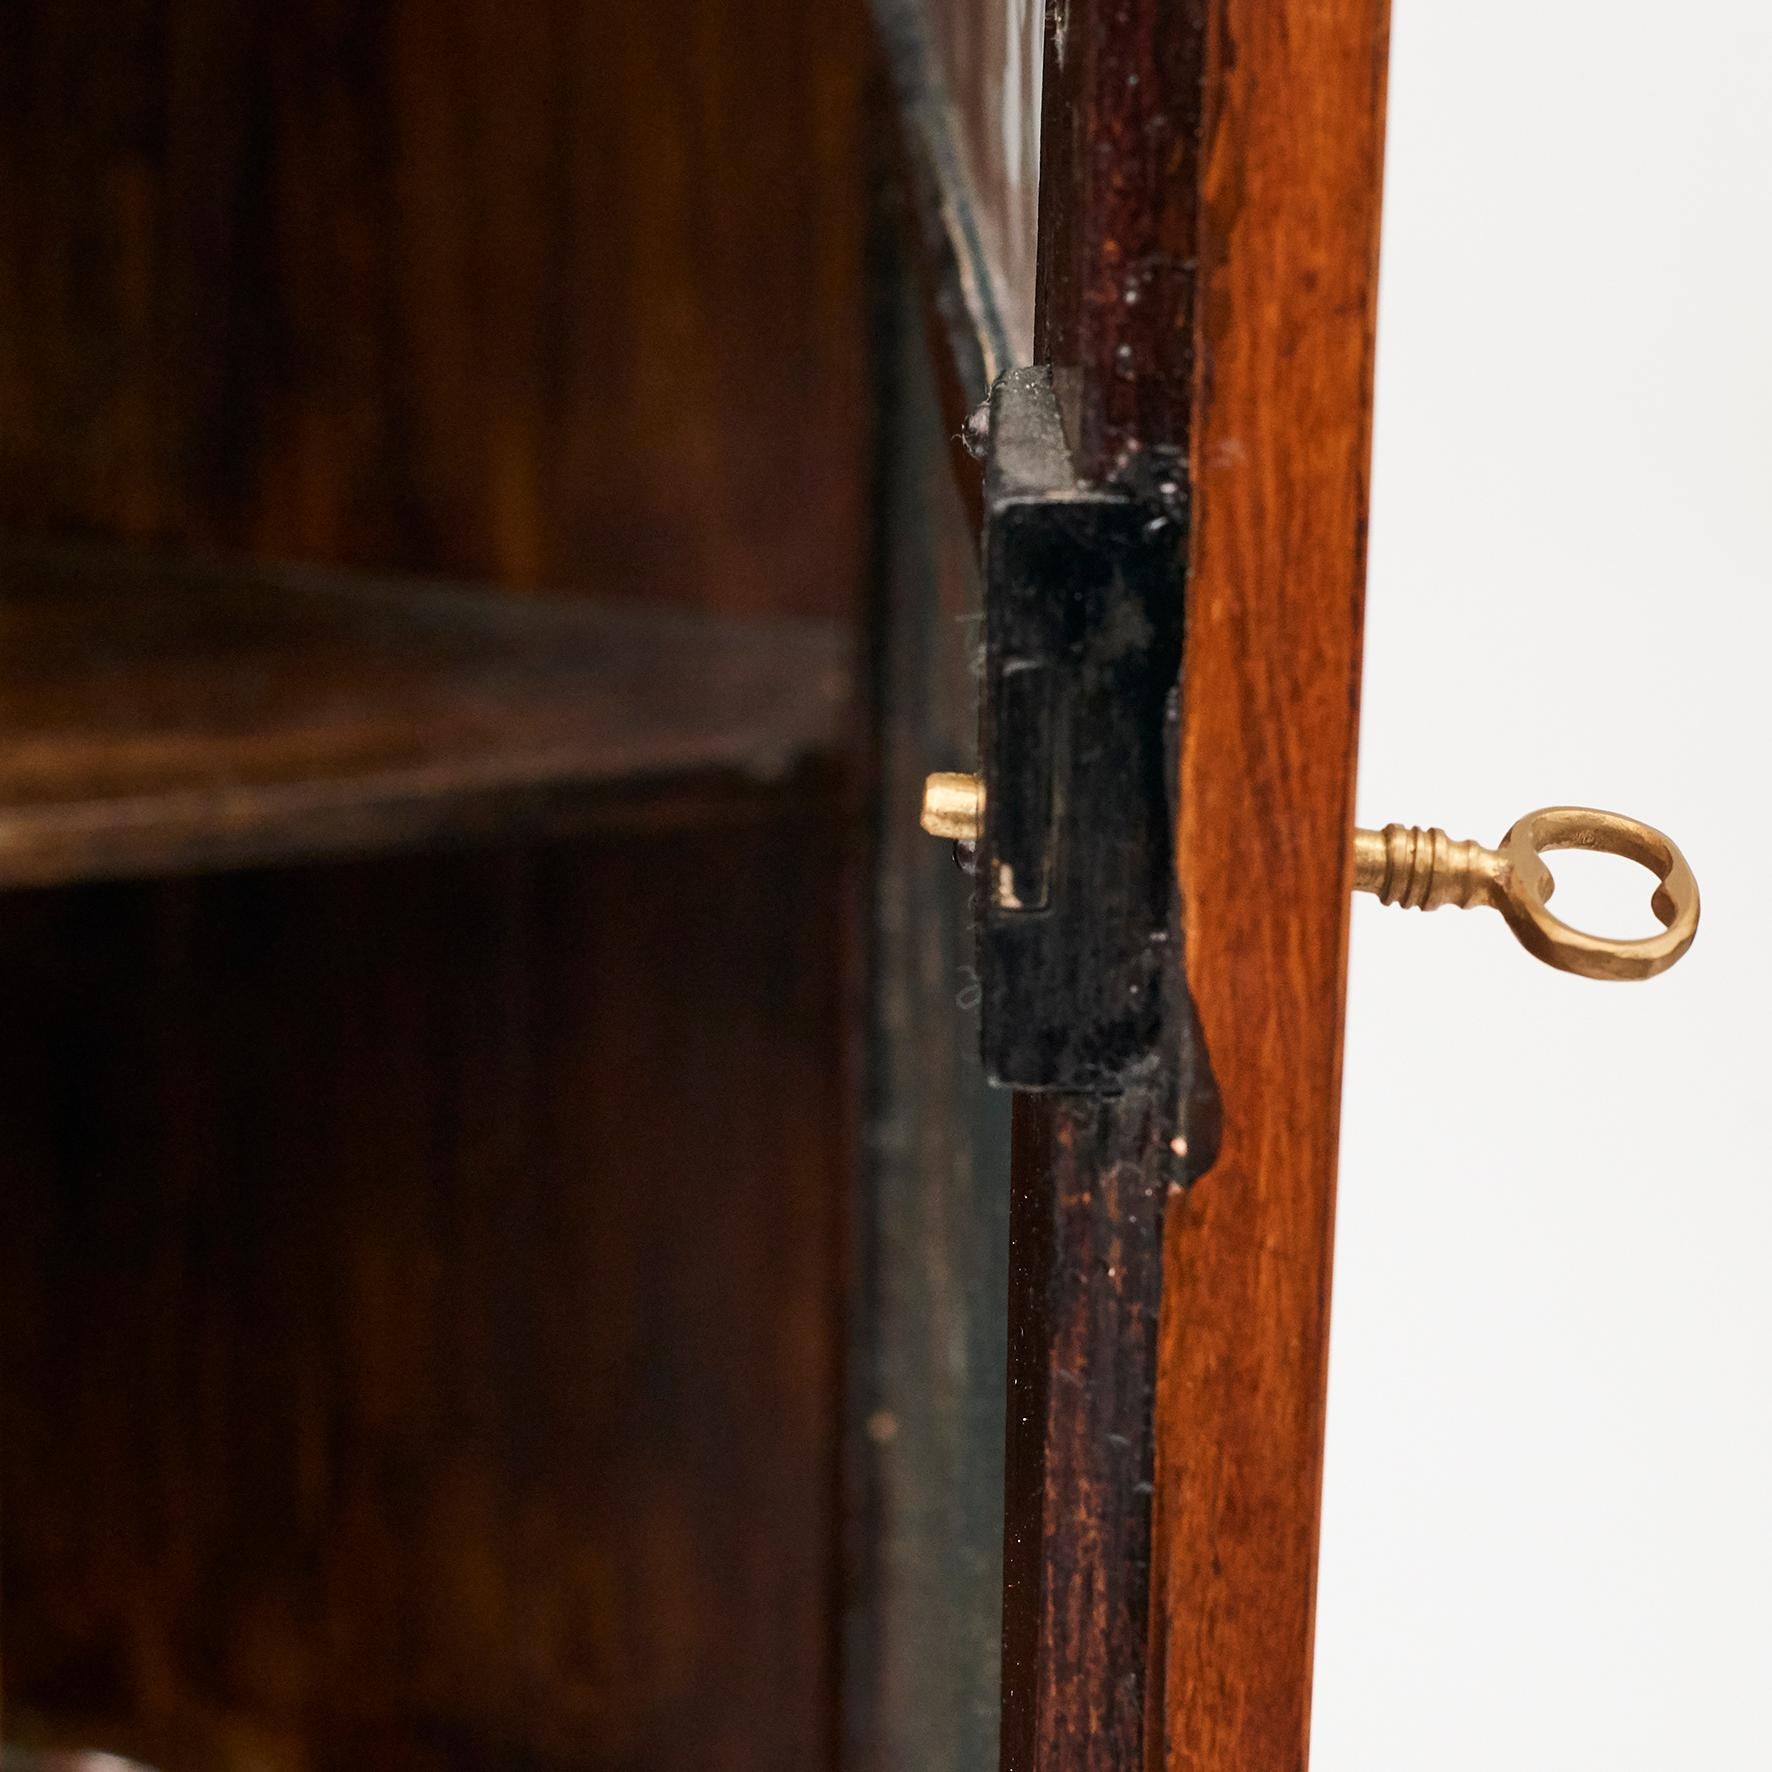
864,2,1391,1768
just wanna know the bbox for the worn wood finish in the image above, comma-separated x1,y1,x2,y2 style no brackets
995,1000,1219,1772
0,813,846,1772
0,0,868,617
987,0,1389,1765
1034,0,1208,479
1154,2,1391,1767
0,543,850,887
989,4,1211,1767
997,1093,1180,1772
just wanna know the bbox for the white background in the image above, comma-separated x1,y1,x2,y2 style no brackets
1314,4,1772,1767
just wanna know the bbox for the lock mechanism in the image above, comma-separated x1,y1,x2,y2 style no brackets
925,783,1700,985
1351,807,1699,980
951,368,1188,1092
926,371,1698,1088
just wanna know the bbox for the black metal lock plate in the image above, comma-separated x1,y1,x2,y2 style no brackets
978,369,1184,1091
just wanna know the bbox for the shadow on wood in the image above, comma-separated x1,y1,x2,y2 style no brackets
0,814,848,1772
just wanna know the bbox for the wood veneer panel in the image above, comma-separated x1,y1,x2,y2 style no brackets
0,0,868,617
1155,1,1391,1767
0,12,865,1771
0,543,850,886
0,813,846,1772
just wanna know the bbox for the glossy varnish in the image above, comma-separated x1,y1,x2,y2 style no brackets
1158,0,1391,1766
996,0,1392,1766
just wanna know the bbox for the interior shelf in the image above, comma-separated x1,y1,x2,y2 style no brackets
0,540,852,888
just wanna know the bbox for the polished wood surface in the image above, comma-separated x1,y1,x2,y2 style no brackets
0,543,850,887
0,813,846,1772
1156,1,1391,1767
979,0,1389,1766
0,3,871,1765
991,6,1213,1767
0,0,869,617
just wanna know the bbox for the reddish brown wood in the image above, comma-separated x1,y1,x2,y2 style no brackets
0,9,872,1766
0,812,847,1772
1154,2,1391,1768
0,543,851,886
0,0,869,618
991,0,1388,1766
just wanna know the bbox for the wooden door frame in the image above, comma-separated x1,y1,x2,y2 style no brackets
863,0,1391,1766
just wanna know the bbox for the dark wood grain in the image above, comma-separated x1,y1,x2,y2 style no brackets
997,1092,1180,1772
990,4,1213,1767
993,968,1217,1772
0,812,847,1772
987,0,1388,1765
0,6,870,1767
0,0,869,617
1154,1,1391,1768
1034,0,1209,479
0,543,851,886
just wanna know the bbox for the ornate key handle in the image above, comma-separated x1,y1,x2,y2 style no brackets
922,780,1700,982
1353,806,1699,981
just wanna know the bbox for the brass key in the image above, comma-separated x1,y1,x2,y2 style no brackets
1352,806,1698,981
921,780,1700,982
